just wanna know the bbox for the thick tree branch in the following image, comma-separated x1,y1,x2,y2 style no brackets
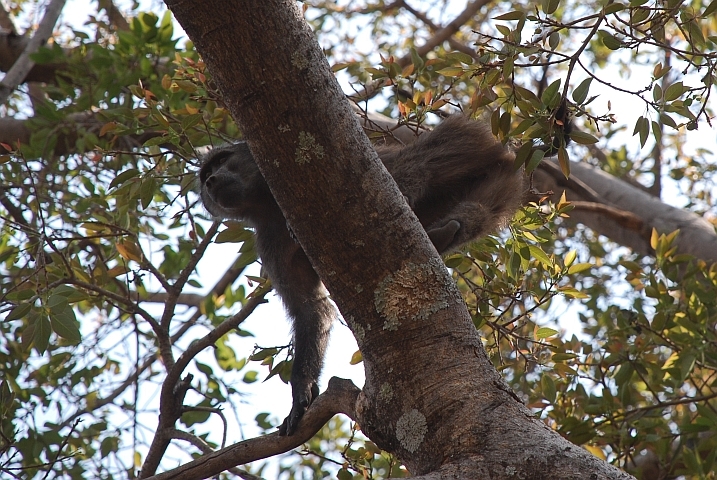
539,158,717,262
398,0,480,58
170,429,263,480
0,0,66,104
163,1,634,478
0,2,17,34
97,0,130,31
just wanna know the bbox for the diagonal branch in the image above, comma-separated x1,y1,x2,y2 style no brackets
399,0,480,58
141,289,269,478
0,0,67,104
143,377,361,480
350,0,491,102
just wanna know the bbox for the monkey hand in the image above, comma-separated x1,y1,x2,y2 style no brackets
279,380,320,436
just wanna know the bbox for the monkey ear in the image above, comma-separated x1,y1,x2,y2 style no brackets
426,220,461,254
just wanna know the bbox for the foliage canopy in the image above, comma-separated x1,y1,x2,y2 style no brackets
1,0,716,478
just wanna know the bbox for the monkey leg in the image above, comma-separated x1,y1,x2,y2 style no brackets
274,250,336,436
280,293,334,436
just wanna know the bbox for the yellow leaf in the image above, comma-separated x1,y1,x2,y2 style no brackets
99,122,118,137
584,445,606,460
350,350,363,365
116,240,143,263
436,67,464,77
401,64,414,77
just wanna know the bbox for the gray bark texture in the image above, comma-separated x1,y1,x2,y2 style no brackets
159,1,635,479
538,160,717,262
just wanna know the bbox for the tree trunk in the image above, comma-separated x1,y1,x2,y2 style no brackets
162,1,634,478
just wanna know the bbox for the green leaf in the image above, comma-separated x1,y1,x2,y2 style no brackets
5,303,32,321
541,374,556,403
215,223,253,244
558,146,570,177
410,47,424,70
109,168,140,189
597,30,622,50
536,327,559,339
0,381,14,410
350,350,363,365
528,245,552,266
249,348,279,362
51,308,81,344
243,370,259,383
664,81,686,101
564,250,577,267
436,67,464,77
614,363,633,386
100,436,119,458
494,11,525,20
558,286,589,299
659,113,677,130
140,176,156,209
543,0,560,14
572,78,592,104
46,294,69,313
569,130,599,145
513,141,534,171
549,31,560,50
567,263,592,274
35,316,52,354
704,0,717,17
338,468,354,480
525,148,546,174
632,116,649,147
445,51,474,65
603,2,626,14
541,79,562,108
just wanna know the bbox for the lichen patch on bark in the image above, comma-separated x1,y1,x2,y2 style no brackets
395,409,427,453
295,131,324,164
373,258,459,330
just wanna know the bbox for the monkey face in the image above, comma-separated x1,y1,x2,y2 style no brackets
198,142,272,223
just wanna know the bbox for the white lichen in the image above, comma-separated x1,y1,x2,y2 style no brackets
395,409,427,453
295,131,324,164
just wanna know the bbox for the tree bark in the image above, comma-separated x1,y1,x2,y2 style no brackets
162,1,634,478
536,160,717,263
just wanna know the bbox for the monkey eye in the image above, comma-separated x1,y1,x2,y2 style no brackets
200,149,233,182
213,151,232,165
